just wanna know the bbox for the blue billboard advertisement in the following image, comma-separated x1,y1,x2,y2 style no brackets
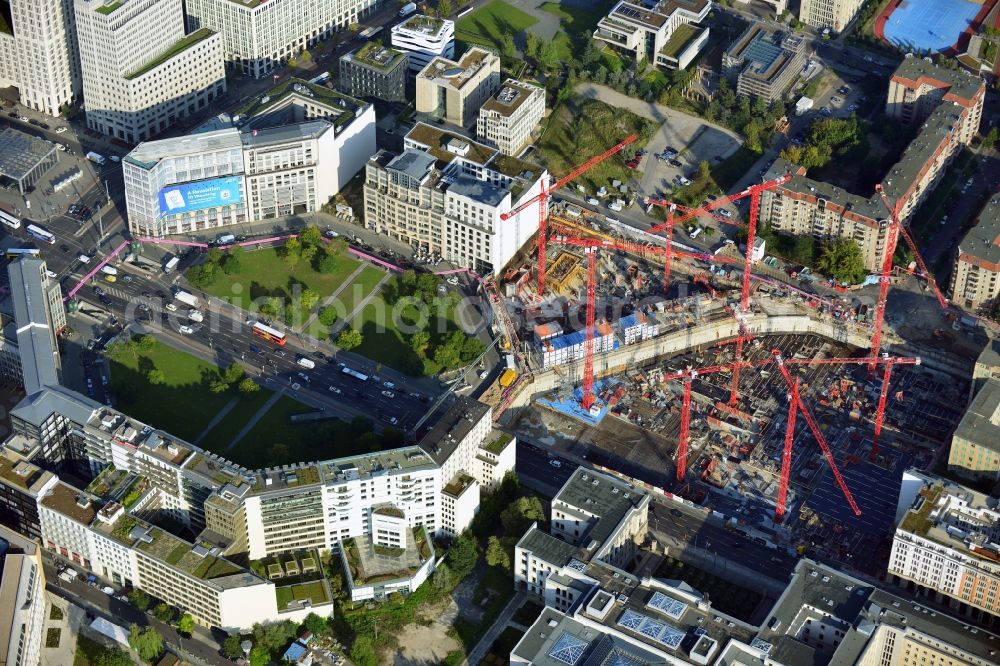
157,176,243,216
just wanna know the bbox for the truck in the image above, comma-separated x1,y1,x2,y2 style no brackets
59,569,77,584
99,265,118,276
215,233,236,246
188,310,204,323
173,290,199,308
358,26,383,40
86,151,106,165
296,356,316,370
399,2,417,17
162,256,179,274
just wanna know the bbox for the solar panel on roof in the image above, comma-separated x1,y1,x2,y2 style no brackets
548,633,588,665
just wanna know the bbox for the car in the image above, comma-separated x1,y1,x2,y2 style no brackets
668,159,683,168
104,274,116,283
164,302,178,311
99,294,113,306
55,126,67,133
275,349,286,357
178,325,193,334
548,459,562,468
386,416,398,425
102,586,115,595
137,302,149,312
121,274,133,283
381,390,395,398
297,372,310,381
383,381,395,389
446,276,459,285
586,197,599,206
6,111,17,118
109,155,120,163
93,286,106,296
677,177,691,187
156,290,167,299
719,209,733,218
141,290,152,298
18,116,27,122
78,254,91,264
831,96,842,104
479,370,489,379
291,382,301,390
323,229,340,238
328,386,342,394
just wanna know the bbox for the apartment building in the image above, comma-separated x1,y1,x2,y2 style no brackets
185,0,378,78
515,468,650,606
536,320,618,370
512,554,1000,665
339,42,408,103
799,0,865,32
722,22,806,103
0,524,46,666
760,57,984,272
7,258,66,394
0,448,57,541
416,48,502,128
946,378,1000,481
124,79,375,237
889,469,1000,626
475,430,516,490
0,0,80,116
951,193,1000,310
593,0,711,71
390,14,455,75
363,122,546,275
74,0,226,144
476,79,545,156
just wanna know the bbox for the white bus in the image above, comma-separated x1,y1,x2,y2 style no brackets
26,224,55,244
342,367,369,382
0,210,21,230
5,248,41,260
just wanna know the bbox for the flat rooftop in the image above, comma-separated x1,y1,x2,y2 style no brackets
405,122,498,167
418,396,490,467
345,42,407,72
0,449,53,495
40,482,98,526
124,128,243,170
395,14,450,37
897,470,1000,558
418,48,495,90
126,28,215,80
553,468,648,548
480,79,541,117
0,127,57,181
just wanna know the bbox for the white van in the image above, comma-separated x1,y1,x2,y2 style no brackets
689,227,703,240
297,357,316,370
100,265,118,276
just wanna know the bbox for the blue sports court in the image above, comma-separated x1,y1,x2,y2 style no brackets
883,0,981,52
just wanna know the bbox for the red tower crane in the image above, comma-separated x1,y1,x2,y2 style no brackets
771,351,862,517
500,135,638,293
647,174,792,308
871,354,919,458
677,371,693,481
775,378,799,523
582,247,598,411
721,302,754,406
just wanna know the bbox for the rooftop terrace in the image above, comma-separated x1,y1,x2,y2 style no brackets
405,123,497,168
349,42,406,72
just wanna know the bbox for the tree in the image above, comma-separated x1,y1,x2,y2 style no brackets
446,532,479,579
94,647,134,666
209,378,229,394
299,226,323,247
238,377,260,394
177,613,194,637
985,125,999,150
221,252,242,275
147,369,165,384
137,334,156,351
301,289,320,312
128,624,164,663
539,40,559,69
222,362,245,384
127,589,151,611
500,496,545,536
698,160,711,181
433,343,461,368
260,296,283,318
351,636,378,666
248,645,270,666
744,118,764,153
222,634,244,659
337,327,363,350
817,237,866,284
151,603,174,623
303,612,328,637
281,237,302,268
432,562,454,591
525,31,540,62
318,250,340,274
410,330,431,356
438,0,452,18
486,535,510,570
318,306,338,326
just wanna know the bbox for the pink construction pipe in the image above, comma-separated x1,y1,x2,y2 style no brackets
66,240,130,300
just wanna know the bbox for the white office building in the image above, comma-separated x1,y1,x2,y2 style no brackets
185,0,380,78
0,0,80,116
390,14,455,74
364,123,546,275
476,79,545,156
74,0,226,144
124,80,375,237
0,524,47,666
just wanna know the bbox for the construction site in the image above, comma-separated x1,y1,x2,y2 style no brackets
484,139,981,577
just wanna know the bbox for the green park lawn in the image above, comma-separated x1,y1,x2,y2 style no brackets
456,0,538,51
189,246,361,306
305,265,386,340
538,98,656,192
